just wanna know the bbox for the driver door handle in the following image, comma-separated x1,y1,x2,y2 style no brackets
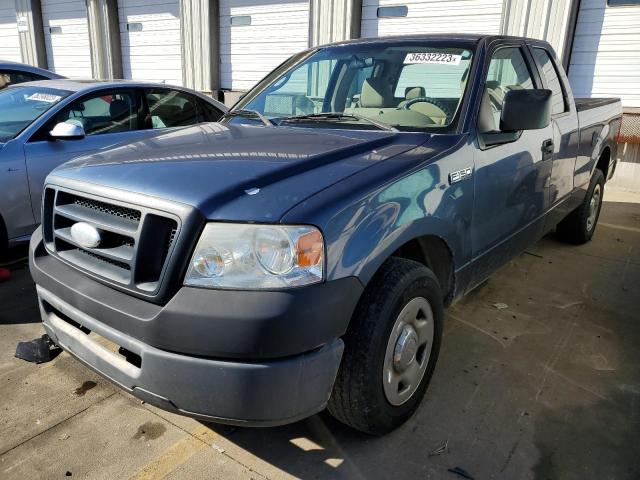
542,139,554,155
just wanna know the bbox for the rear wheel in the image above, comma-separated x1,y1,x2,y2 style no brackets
328,257,443,435
556,169,605,244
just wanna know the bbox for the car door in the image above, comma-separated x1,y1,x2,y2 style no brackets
23,88,152,223
528,44,581,228
470,43,554,285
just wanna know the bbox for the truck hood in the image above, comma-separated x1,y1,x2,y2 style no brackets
50,123,431,222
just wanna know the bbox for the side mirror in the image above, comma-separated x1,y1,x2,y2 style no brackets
49,121,86,140
500,89,552,132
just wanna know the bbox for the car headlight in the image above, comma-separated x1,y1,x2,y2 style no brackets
184,223,324,289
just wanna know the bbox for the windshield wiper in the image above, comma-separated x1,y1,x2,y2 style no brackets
278,112,398,132
222,109,273,127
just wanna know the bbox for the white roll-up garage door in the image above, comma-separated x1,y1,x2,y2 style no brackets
220,0,310,91
361,0,503,38
568,0,640,108
42,0,92,77
119,0,183,86
0,0,21,62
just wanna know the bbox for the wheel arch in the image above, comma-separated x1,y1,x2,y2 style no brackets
358,233,457,306
388,235,455,305
596,146,612,181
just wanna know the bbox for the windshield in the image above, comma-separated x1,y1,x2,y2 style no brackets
234,43,475,132
0,86,71,142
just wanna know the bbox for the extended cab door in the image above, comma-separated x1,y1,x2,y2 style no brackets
528,43,581,228
470,43,554,283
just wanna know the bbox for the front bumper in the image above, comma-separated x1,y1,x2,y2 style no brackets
30,228,361,425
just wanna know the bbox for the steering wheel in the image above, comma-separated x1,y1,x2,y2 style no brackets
401,96,453,121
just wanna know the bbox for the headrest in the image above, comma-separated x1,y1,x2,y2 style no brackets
181,100,195,113
360,78,391,108
405,86,425,100
109,99,129,119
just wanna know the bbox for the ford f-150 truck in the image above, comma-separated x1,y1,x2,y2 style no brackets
29,35,621,434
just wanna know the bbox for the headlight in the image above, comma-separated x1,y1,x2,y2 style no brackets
184,223,324,289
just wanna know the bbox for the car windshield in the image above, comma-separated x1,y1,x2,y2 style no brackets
233,43,475,132
0,86,71,142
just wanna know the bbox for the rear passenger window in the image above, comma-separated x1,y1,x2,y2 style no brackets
484,47,535,131
532,48,567,115
146,90,204,128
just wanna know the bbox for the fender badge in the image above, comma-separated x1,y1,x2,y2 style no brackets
449,168,472,185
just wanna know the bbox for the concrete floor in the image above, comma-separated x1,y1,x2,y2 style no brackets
1,188,639,480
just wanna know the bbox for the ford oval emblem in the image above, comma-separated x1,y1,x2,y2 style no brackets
70,222,101,249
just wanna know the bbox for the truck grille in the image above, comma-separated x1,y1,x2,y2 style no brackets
42,186,180,296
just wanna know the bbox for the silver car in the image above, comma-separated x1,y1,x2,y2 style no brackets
0,79,227,252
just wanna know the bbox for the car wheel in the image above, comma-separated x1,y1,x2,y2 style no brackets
328,257,443,435
556,169,605,245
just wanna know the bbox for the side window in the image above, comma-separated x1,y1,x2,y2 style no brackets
532,48,567,115
199,100,224,122
57,91,138,135
484,47,535,130
146,89,204,128
0,70,36,89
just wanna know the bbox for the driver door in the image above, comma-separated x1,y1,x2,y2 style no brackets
23,89,151,223
470,44,554,285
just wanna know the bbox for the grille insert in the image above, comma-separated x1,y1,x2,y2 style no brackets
43,187,180,297
72,197,141,222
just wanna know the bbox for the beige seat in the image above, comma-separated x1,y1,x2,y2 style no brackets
345,78,435,127
399,86,448,125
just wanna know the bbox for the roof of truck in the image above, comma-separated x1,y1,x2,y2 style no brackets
318,34,549,48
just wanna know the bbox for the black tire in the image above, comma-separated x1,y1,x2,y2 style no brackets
556,169,605,245
328,257,444,435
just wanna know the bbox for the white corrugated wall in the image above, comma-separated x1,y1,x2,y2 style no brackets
361,0,504,38
502,0,573,60
0,0,21,62
219,0,310,91
41,0,92,77
118,0,183,86
568,0,640,107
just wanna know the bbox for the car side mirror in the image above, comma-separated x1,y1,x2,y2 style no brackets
49,121,86,140
500,89,552,132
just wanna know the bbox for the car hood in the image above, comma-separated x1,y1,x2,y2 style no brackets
50,123,431,222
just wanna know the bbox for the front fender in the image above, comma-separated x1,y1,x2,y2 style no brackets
282,135,475,288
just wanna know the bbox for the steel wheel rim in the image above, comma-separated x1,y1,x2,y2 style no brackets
383,297,434,406
587,184,601,232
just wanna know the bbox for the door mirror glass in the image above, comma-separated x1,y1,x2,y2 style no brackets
49,121,86,140
500,89,552,131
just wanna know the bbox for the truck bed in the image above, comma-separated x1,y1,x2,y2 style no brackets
574,97,620,112
575,97,622,132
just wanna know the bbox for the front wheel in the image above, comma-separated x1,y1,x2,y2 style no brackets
556,169,605,244
328,257,443,435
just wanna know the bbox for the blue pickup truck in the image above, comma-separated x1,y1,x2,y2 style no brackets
29,34,621,434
